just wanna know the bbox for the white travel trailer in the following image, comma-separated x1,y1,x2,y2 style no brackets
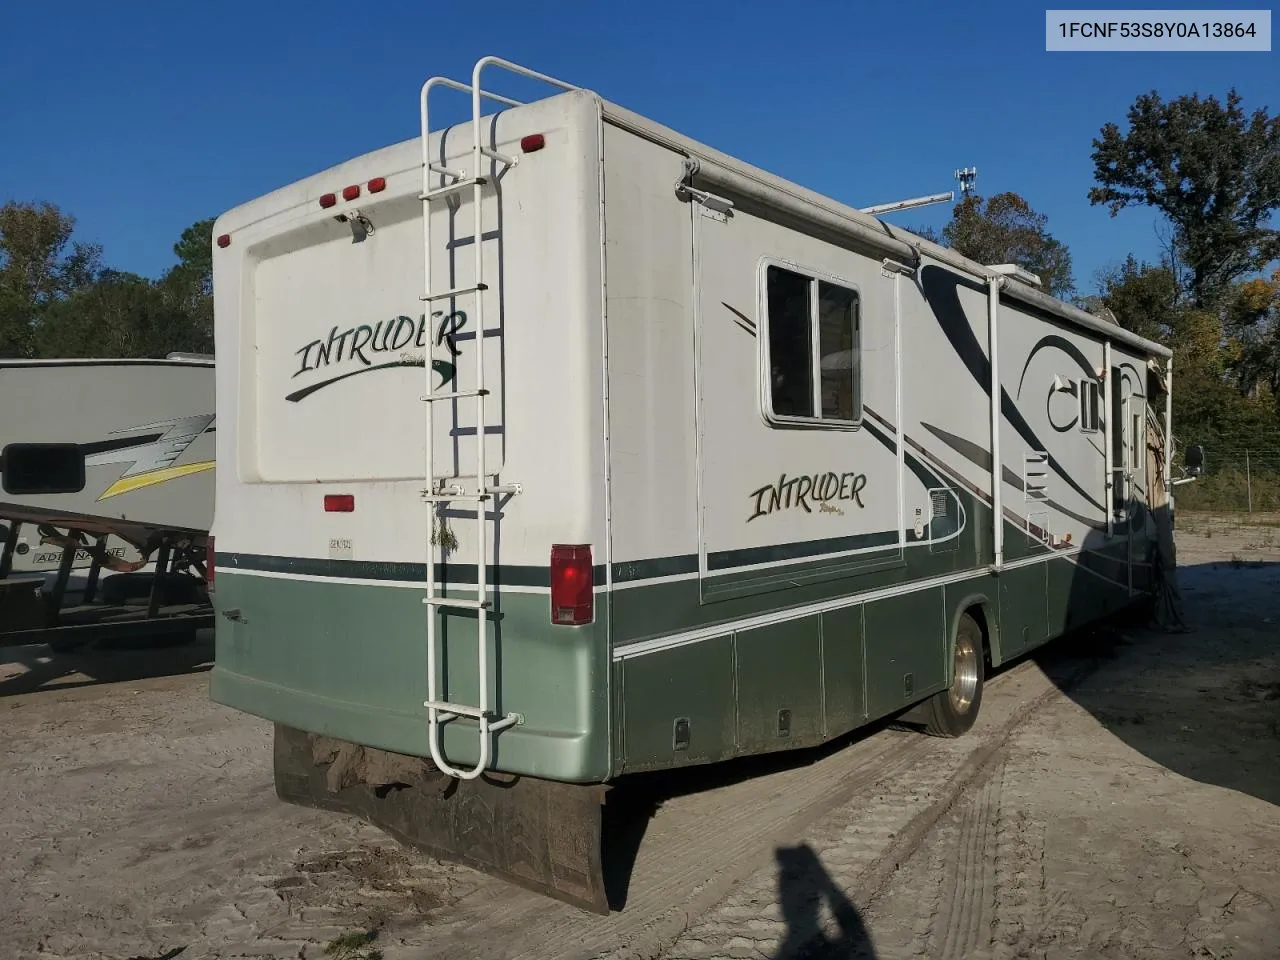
0,356,215,645
210,56,1188,911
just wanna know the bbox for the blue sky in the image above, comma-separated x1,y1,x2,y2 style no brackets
2,1,1274,294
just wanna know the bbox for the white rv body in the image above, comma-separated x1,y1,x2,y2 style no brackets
210,58,1172,911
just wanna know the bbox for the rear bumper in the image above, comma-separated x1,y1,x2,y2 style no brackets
212,666,604,782
210,566,610,783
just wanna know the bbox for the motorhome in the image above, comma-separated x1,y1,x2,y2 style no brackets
209,56,1183,911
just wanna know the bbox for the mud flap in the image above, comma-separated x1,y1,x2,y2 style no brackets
272,723,611,914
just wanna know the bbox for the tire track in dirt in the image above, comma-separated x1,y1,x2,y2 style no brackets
1,634,1110,960
988,765,1049,957
930,761,1002,959
410,727,939,960
653,650,1109,960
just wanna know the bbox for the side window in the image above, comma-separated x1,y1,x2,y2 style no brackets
1,443,86,496
1079,380,1101,432
766,267,813,418
1130,410,1142,470
764,264,861,426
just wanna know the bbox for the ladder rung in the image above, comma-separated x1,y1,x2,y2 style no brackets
420,493,489,503
485,484,522,496
423,596,491,610
421,283,488,302
428,163,466,179
480,146,518,167
421,388,489,402
421,177,487,201
426,699,487,719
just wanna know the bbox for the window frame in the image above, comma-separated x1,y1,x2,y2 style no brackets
757,257,863,430
1078,379,1101,434
1129,409,1143,470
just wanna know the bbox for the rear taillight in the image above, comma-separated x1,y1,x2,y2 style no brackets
205,536,215,593
550,544,593,625
324,494,355,512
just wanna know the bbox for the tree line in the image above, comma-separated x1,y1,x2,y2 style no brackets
0,204,213,360
3,89,1278,508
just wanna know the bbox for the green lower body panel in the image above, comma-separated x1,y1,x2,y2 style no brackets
613,542,1149,775
211,571,611,783
213,521,1150,786
616,634,736,771
863,588,948,720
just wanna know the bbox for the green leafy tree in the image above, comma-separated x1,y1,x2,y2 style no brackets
158,217,214,353
34,270,193,358
1089,255,1181,342
1223,269,1280,400
25,215,215,360
0,201,101,357
1089,90,1280,308
923,193,1075,299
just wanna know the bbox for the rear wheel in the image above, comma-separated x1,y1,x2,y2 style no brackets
922,612,985,737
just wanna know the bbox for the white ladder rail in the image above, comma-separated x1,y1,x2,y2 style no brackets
417,58,578,782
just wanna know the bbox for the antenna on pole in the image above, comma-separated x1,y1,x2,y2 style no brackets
955,166,978,197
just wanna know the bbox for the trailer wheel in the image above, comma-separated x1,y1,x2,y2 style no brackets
922,612,985,737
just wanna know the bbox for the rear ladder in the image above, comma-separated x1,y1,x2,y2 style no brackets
418,57,578,780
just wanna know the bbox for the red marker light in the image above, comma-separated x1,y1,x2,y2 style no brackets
216,234,231,248
342,184,360,201
319,193,337,208
324,494,355,513
368,177,386,193
550,544,593,625
520,134,546,153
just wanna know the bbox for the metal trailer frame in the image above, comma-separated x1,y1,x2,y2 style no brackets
0,515,213,650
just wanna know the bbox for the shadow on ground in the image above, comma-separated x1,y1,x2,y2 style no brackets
599,712,903,910
773,844,877,959
599,551,1280,954
1027,558,1280,809
0,628,213,697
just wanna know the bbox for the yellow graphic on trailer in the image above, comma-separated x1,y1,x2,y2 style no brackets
85,414,216,501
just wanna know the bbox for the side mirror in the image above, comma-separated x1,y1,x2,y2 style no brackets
1184,444,1205,477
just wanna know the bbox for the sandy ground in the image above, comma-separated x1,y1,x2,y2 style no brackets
1,519,1277,960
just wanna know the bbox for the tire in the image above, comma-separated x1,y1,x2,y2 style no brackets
922,612,985,738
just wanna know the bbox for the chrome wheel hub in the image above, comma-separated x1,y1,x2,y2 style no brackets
949,634,980,714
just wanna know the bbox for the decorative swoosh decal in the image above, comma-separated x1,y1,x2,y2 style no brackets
1016,333,1096,399
285,358,455,403
920,265,1106,514
98,460,215,501
722,302,757,335
919,422,1105,532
